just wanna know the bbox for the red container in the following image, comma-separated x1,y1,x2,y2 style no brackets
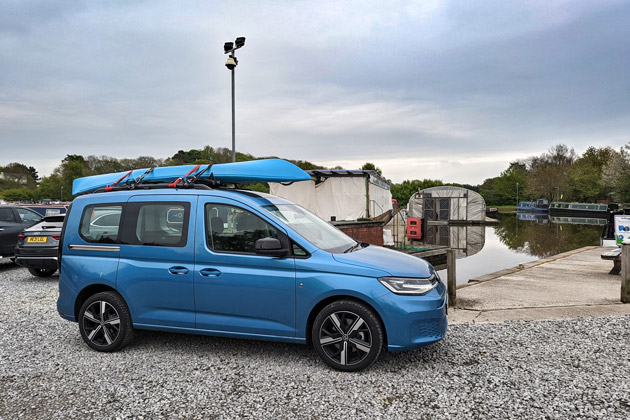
406,218,422,239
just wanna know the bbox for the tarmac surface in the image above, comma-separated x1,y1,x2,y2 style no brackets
450,246,630,324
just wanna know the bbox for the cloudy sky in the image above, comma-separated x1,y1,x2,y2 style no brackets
1,0,629,184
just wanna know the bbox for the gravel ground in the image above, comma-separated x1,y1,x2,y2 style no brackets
1,261,629,419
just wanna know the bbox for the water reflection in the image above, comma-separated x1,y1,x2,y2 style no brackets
495,213,604,258
430,213,606,284
424,224,485,258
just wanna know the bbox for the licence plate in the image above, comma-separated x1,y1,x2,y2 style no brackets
27,237,47,243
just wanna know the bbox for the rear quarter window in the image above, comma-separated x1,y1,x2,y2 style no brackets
79,205,123,244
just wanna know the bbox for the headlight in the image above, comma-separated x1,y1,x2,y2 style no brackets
378,275,438,295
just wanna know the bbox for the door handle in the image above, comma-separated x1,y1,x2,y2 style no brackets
168,266,189,275
199,268,221,277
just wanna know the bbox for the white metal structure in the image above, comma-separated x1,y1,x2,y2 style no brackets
408,186,486,222
270,170,393,222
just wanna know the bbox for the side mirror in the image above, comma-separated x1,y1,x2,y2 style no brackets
255,237,289,257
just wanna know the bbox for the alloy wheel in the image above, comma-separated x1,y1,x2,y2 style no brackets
82,301,121,347
318,311,372,366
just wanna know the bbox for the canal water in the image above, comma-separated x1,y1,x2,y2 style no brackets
435,213,606,285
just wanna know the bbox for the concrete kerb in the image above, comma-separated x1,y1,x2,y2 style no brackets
450,303,630,325
458,246,598,289
449,245,630,324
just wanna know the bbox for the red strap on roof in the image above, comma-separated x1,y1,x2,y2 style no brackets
105,170,133,192
168,164,201,188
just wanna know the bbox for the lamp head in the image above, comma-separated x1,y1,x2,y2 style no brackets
225,56,238,70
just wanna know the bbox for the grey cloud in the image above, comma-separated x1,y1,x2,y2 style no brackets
0,0,629,182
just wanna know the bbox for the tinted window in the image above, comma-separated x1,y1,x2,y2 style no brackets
93,213,121,227
125,203,189,247
16,208,42,224
0,208,15,223
206,204,278,253
292,243,308,257
80,205,123,244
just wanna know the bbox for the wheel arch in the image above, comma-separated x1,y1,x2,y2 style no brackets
305,295,388,349
74,284,119,319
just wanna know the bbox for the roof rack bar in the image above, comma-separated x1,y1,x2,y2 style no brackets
92,182,212,194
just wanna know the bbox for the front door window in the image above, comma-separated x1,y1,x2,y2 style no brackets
205,204,278,253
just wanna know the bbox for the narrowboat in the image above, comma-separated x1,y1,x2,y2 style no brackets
549,202,616,217
517,199,549,212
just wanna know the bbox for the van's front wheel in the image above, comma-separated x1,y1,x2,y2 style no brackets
78,291,135,352
312,300,384,372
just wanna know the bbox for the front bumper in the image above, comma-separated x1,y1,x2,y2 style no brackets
379,284,448,352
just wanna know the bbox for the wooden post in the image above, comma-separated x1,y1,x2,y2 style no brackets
447,248,456,307
622,244,630,303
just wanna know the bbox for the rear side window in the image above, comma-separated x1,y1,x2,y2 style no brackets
16,208,42,223
0,208,15,223
123,202,190,247
80,205,123,244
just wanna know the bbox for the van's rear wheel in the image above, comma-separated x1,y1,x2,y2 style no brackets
312,300,384,372
78,291,135,352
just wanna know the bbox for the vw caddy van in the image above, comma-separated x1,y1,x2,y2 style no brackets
57,187,447,371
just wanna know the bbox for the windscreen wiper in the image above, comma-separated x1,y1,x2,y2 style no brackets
343,242,362,253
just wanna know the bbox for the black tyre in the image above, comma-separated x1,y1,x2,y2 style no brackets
28,268,56,277
78,291,135,352
312,299,384,372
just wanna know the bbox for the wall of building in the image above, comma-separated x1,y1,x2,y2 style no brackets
336,223,384,246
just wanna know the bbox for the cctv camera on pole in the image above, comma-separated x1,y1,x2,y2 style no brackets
224,37,246,162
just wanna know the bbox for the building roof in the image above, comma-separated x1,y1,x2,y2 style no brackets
306,169,389,186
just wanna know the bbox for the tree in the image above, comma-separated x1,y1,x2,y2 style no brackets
360,162,382,176
36,174,63,200
390,179,443,208
0,188,36,202
0,162,37,189
38,154,91,200
602,144,630,203
27,166,40,184
479,161,528,205
566,146,615,202
526,144,576,201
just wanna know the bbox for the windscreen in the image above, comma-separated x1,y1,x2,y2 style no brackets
262,204,356,254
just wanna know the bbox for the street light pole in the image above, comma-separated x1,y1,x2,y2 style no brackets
231,63,236,163
224,37,246,163
516,182,519,207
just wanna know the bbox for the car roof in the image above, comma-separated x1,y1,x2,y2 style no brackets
72,188,296,208
0,205,38,210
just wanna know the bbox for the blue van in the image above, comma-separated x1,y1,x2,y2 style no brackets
57,187,447,371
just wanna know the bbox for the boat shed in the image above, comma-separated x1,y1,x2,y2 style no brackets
408,186,486,223
269,169,393,222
